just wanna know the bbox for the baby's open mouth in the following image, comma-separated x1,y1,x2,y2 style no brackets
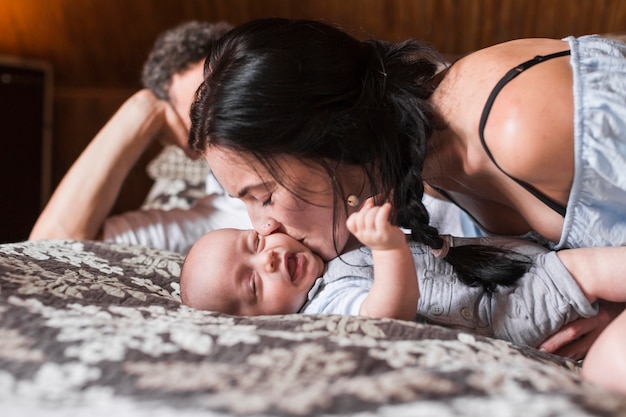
286,253,300,282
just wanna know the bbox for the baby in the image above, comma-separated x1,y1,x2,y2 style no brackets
181,199,626,394
180,199,626,348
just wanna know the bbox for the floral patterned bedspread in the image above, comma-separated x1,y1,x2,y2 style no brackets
1,240,625,417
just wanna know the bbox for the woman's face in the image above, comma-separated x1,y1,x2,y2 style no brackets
206,147,355,261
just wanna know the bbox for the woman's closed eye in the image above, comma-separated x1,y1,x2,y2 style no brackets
261,194,272,207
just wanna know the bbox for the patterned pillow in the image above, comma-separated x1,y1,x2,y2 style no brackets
146,145,209,185
142,145,209,210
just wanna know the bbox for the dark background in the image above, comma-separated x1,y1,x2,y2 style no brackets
1,0,624,242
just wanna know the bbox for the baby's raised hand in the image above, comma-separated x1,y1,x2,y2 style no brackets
346,198,407,251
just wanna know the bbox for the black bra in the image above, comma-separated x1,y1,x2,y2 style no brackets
478,50,571,217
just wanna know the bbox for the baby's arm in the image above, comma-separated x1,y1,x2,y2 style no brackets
346,199,418,321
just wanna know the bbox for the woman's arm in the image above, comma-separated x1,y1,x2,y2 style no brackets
346,200,418,321
540,246,626,359
539,302,625,360
29,89,188,241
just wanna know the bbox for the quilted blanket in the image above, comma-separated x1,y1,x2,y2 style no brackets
1,240,625,417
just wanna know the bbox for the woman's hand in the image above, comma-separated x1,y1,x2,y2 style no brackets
538,301,625,360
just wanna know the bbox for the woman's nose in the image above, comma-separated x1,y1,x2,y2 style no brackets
254,218,280,236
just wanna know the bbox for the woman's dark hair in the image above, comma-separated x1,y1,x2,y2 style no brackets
189,17,530,292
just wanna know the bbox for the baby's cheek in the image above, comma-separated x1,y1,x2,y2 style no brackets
291,291,309,314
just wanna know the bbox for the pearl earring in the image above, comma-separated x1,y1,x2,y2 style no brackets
346,195,360,207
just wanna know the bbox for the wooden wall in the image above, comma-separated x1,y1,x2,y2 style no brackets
1,0,625,216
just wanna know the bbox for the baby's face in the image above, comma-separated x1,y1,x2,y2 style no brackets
181,229,325,316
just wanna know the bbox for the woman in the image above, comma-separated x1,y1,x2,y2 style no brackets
189,18,625,358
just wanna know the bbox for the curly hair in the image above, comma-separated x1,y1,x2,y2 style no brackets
141,20,232,101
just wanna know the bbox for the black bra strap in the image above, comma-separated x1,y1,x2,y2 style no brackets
431,186,488,231
478,50,570,217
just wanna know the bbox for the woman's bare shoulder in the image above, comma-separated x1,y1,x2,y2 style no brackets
436,38,574,195
434,39,568,143
463,38,569,63
447,38,569,85
476,39,575,191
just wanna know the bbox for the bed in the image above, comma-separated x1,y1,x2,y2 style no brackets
2,147,626,417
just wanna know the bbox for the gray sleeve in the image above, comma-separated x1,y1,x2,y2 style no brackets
417,240,597,348
491,251,598,347
302,276,371,316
